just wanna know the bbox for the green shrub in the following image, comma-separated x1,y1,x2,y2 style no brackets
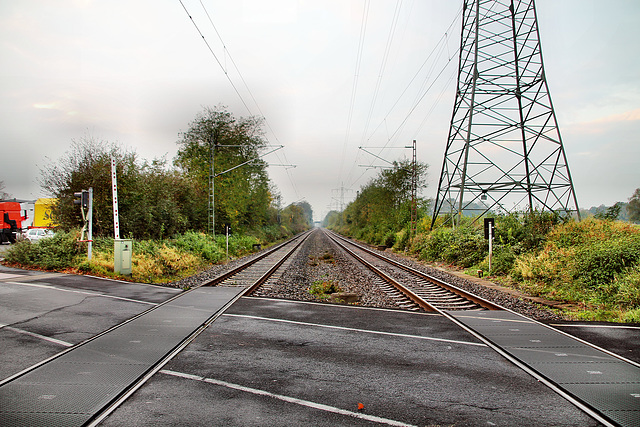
174,231,224,262
612,264,640,308
419,226,486,267
419,227,454,262
218,234,260,257
383,230,396,248
5,231,82,270
573,236,640,288
479,245,517,275
393,228,410,251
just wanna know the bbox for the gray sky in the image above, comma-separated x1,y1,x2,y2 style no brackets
1,0,639,221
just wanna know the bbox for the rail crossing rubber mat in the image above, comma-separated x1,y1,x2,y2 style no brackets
0,285,245,427
447,310,640,427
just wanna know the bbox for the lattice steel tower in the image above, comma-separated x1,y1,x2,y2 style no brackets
431,0,580,227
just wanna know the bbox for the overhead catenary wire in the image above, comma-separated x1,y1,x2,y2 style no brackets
200,0,300,198
365,5,462,150
344,5,463,192
198,0,300,201
337,0,370,188
180,0,300,201
358,0,403,148
178,0,252,115
343,0,404,190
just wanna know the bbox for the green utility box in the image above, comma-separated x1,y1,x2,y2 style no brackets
114,239,133,275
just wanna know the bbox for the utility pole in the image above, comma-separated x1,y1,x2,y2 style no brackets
208,131,217,236
410,139,417,238
358,144,417,235
331,184,353,212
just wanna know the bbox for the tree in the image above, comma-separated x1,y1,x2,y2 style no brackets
595,202,623,221
295,201,313,227
338,159,428,241
174,106,273,233
629,188,640,223
0,181,10,200
39,136,201,239
280,203,310,234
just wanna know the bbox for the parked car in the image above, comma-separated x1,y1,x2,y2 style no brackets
24,228,55,242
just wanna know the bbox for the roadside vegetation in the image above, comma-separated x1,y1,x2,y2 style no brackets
326,162,640,323
4,225,301,285
2,106,312,283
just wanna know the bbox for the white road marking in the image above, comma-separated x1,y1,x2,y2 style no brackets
161,369,417,427
223,313,486,347
3,281,159,305
0,323,72,347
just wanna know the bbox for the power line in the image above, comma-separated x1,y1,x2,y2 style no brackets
364,5,462,149
197,0,300,200
358,0,403,147
180,0,300,200
344,5,463,191
178,0,252,115
338,0,370,187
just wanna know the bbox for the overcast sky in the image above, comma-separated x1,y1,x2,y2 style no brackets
1,0,639,221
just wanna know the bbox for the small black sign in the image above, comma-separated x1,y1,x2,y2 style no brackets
484,218,495,240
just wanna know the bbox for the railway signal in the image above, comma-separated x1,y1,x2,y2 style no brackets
73,190,89,209
73,188,93,260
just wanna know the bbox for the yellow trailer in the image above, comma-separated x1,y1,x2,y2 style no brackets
33,198,57,228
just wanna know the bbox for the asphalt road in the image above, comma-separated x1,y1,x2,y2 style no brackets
101,297,600,426
2,265,638,426
0,264,180,381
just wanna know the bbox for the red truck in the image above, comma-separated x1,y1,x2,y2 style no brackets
0,202,22,243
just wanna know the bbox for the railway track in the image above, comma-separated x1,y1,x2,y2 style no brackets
0,231,313,427
3,229,638,427
323,229,500,312
203,229,311,293
319,229,640,427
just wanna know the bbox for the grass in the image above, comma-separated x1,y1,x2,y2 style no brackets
342,214,640,323
308,279,342,300
2,229,275,285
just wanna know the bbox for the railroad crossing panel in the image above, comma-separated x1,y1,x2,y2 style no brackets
448,310,640,427
0,285,246,427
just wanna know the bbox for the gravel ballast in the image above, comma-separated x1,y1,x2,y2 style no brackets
169,229,564,321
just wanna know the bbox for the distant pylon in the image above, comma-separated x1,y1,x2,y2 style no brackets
431,0,580,228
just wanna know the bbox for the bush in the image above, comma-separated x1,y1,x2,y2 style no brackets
419,226,486,267
5,231,82,270
393,228,410,251
217,234,260,257
479,245,516,275
573,236,640,288
383,230,396,248
615,264,640,308
174,231,224,262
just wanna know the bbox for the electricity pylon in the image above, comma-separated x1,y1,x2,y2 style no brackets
431,0,580,228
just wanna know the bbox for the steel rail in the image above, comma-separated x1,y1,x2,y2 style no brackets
202,229,311,287
325,229,500,311
323,229,629,427
327,230,438,311
0,231,312,427
243,232,311,295
87,230,313,426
